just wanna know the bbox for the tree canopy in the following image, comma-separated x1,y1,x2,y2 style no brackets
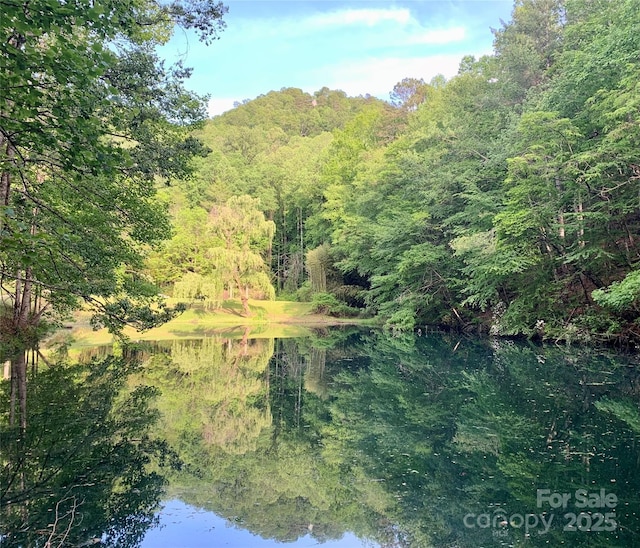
167,0,639,343
3,0,639,346
0,0,227,352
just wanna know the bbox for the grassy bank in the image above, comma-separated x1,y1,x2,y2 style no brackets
51,299,371,350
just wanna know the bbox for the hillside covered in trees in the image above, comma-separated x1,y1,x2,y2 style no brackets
154,0,640,344
1,0,638,351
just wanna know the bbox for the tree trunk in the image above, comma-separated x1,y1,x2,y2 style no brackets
12,267,33,334
241,326,249,356
576,196,585,248
233,274,251,316
240,286,250,316
1,135,15,213
558,211,565,241
555,176,566,245
9,351,27,430
19,267,33,328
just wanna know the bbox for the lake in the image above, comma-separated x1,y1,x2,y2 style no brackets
1,327,639,547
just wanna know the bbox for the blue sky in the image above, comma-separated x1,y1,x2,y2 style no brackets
159,1,515,116
141,499,378,547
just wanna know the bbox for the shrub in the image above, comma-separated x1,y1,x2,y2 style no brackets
311,292,359,317
296,281,314,302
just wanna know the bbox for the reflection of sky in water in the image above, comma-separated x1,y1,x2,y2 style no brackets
5,334,638,547
141,499,378,548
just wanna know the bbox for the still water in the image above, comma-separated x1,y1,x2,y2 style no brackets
1,327,639,547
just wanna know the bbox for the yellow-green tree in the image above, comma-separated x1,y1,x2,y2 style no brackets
149,195,275,315
207,195,276,316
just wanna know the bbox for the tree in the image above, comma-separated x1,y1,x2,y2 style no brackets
306,244,331,292
492,0,565,104
207,196,276,316
319,64,513,330
146,206,213,287
467,0,640,338
0,0,227,352
453,112,582,327
147,196,275,315
389,77,430,111
252,133,333,290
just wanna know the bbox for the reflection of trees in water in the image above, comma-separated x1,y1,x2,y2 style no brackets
141,336,274,455
305,346,328,399
193,333,640,548
0,354,173,548
153,335,391,546
40,332,639,548
334,336,640,547
6,352,27,430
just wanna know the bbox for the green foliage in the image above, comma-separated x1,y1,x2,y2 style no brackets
90,297,187,333
383,304,418,331
0,0,227,338
310,292,359,318
592,269,640,312
148,196,276,313
184,88,385,291
492,0,564,102
305,244,331,292
207,196,277,312
151,0,640,342
173,272,223,310
295,281,314,302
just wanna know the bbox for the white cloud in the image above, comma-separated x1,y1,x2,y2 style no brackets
166,5,481,107
207,97,238,117
405,26,467,45
319,54,466,98
226,7,418,43
308,8,412,28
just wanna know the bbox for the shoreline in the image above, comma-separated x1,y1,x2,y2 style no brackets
47,299,375,350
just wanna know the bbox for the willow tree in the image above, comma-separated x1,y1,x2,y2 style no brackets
0,0,227,354
208,196,276,316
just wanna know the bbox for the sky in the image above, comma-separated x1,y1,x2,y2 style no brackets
140,499,378,547
158,1,515,117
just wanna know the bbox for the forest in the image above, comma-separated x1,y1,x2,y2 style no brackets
154,0,640,344
1,2,640,544
1,0,639,351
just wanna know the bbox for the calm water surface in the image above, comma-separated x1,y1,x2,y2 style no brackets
2,328,639,547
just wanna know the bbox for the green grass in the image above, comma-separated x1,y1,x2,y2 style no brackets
53,298,369,351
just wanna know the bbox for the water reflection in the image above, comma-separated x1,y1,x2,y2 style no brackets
2,330,639,547
140,499,372,548
0,354,175,548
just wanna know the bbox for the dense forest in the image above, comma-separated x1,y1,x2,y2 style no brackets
156,0,640,344
1,0,639,350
